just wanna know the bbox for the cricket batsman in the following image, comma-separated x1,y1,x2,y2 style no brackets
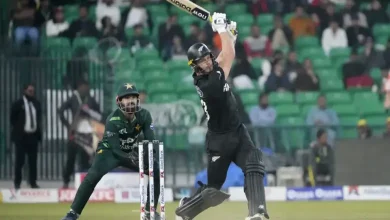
175,13,270,220
61,83,161,220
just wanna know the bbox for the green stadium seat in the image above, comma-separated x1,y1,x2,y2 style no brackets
179,15,198,27
356,103,384,116
326,92,351,104
279,116,306,150
320,79,344,91
260,25,273,36
180,92,200,103
166,60,188,72
150,92,179,103
340,116,359,139
72,37,97,50
352,92,379,102
332,104,356,116
143,70,169,81
311,58,332,69
116,69,143,81
370,68,382,83
295,36,319,49
146,4,168,16
231,13,255,25
176,82,194,93
125,28,150,38
240,90,259,106
137,59,164,72
275,104,300,117
225,3,248,15
256,14,274,26
329,47,351,62
283,13,294,24
44,37,71,48
316,69,339,79
296,92,319,104
203,3,217,12
366,115,387,135
373,23,390,38
268,92,294,105
249,57,264,73
299,47,325,59
147,81,175,94
64,5,78,18
238,25,251,41
301,104,315,117
134,48,159,61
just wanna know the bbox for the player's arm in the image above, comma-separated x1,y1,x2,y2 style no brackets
102,119,129,159
142,110,155,141
57,97,73,129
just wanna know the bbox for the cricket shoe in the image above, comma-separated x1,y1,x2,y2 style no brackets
61,210,79,220
245,206,269,220
144,211,162,220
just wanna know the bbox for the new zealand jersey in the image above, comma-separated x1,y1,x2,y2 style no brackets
193,66,240,133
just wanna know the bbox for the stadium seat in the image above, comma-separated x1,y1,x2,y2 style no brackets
366,115,388,135
311,58,332,69
316,69,339,79
256,14,274,26
146,4,168,16
147,80,176,94
176,82,194,93
275,104,300,117
180,92,200,103
339,116,359,139
225,3,248,15
320,79,344,91
231,13,255,25
299,47,326,59
268,92,294,105
329,47,351,62
64,5,78,19
72,37,98,51
143,70,170,81
326,92,351,104
137,59,164,72
279,116,306,150
283,13,294,24
44,37,71,48
166,59,188,72
301,104,314,117
178,15,198,27
238,25,251,41
295,36,319,49
295,92,319,104
249,57,264,73
125,27,150,38
352,92,379,102
373,24,390,38
356,102,384,116
134,48,159,61
116,69,143,82
150,92,179,103
240,90,259,106
370,68,382,83
332,104,357,116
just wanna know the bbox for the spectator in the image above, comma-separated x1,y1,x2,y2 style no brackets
65,4,99,40
12,0,39,55
360,38,384,72
364,0,389,28
346,14,371,48
58,80,101,188
100,16,126,44
342,0,368,28
139,89,147,104
124,0,148,28
317,3,343,33
34,0,51,28
129,24,153,54
382,68,390,113
289,5,316,39
96,0,121,30
342,51,366,84
383,117,390,138
230,56,258,81
265,59,293,92
168,35,187,61
309,129,334,186
294,59,320,91
46,7,69,37
10,83,42,189
243,24,268,58
306,95,339,145
321,19,348,56
186,22,201,49
357,119,372,139
268,15,293,50
249,93,277,127
158,13,185,55
284,50,302,77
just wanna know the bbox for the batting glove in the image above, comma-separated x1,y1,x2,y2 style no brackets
211,12,227,33
227,21,237,43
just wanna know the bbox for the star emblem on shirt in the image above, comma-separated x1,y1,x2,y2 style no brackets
135,124,141,131
125,83,133,89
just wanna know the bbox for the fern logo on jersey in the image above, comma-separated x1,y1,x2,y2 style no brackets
223,83,230,92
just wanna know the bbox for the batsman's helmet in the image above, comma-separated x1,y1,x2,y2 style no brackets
116,83,141,114
187,43,217,73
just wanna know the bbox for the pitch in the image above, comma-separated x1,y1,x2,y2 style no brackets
0,201,389,220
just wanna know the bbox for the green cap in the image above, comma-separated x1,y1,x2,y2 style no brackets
116,83,139,99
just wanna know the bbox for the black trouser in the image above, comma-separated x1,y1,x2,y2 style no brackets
63,138,92,185
14,133,38,187
206,124,259,189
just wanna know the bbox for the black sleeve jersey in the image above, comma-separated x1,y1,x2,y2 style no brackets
193,66,241,133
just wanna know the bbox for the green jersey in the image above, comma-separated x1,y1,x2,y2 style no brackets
97,108,154,159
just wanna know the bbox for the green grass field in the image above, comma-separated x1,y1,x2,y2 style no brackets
0,201,390,220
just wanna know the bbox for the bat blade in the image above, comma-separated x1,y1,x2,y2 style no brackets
166,0,211,21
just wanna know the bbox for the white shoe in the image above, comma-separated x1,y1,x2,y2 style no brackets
245,213,264,220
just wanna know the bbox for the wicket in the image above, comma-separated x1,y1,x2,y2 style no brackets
138,140,165,220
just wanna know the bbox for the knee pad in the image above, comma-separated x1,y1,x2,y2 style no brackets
245,149,265,176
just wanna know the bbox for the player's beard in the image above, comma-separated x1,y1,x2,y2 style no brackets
118,99,140,114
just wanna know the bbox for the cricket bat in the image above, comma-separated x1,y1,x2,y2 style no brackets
166,0,212,22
